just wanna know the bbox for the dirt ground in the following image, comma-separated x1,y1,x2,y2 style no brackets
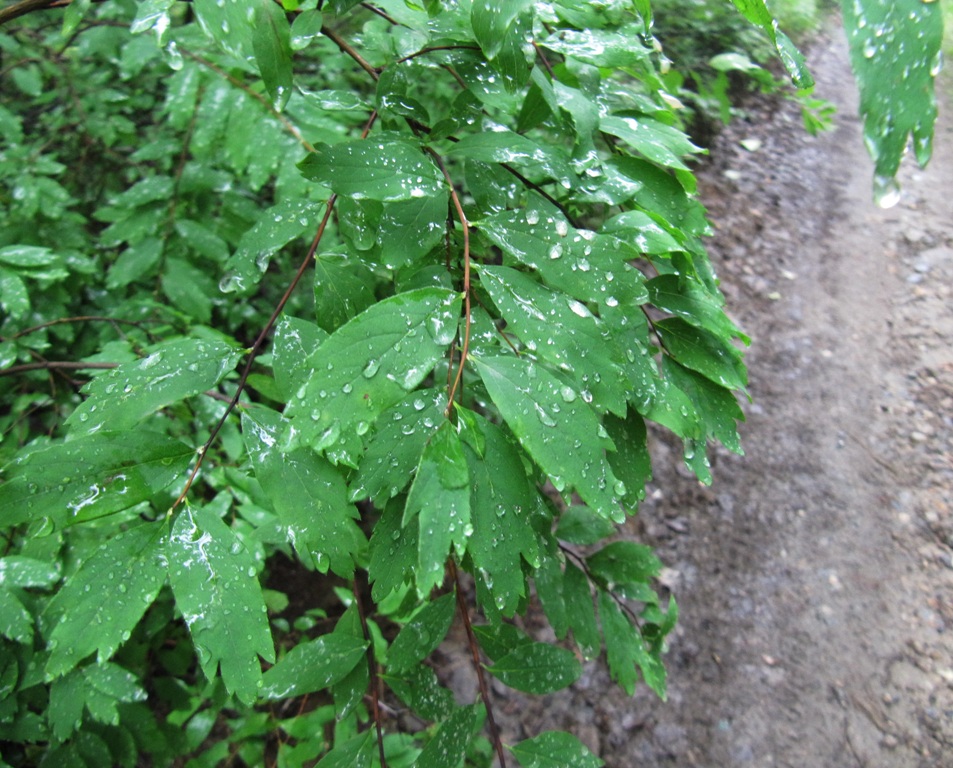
470,24,953,768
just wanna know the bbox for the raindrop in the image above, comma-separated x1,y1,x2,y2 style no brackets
342,383,353,394
534,403,557,427
873,174,901,209
362,359,380,378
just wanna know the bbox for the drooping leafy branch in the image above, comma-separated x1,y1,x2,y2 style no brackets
0,0,942,766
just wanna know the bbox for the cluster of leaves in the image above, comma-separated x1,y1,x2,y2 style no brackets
0,0,941,766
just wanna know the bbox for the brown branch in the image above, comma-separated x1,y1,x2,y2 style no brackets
0,361,117,376
0,0,60,27
396,44,481,65
321,25,379,81
353,572,388,768
425,149,471,416
8,315,148,340
449,559,507,768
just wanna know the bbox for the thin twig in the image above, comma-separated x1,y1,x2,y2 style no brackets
425,149,471,415
449,559,507,768
322,25,379,81
8,315,147,340
353,573,388,768
396,44,481,65
0,361,117,376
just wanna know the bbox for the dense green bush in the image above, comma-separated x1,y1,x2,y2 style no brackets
0,0,941,766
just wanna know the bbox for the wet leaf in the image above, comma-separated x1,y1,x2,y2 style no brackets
646,274,749,344
564,561,599,659
600,115,703,172
284,288,461,464
841,0,942,189
486,642,581,694
271,315,329,401
414,704,476,768
474,355,624,523
0,431,193,530
167,506,274,705
655,317,747,393
510,731,604,768
259,633,367,700
387,592,456,673
45,523,167,678
0,590,33,644
728,0,813,89
67,339,241,434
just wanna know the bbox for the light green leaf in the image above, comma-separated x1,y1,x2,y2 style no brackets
509,731,604,768
600,115,703,172
841,0,942,188
284,288,460,463
61,0,91,37
0,268,29,319
471,0,532,60
243,409,364,577
404,423,470,595
465,417,541,617
368,500,418,602
473,355,625,523
298,138,444,202
602,211,683,256
386,592,456,673
45,523,167,678
597,589,666,699
167,506,274,705
290,10,324,50
331,606,370,719
449,131,573,184
0,431,193,530
487,642,581,694
0,245,57,268
259,633,367,700
540,25,651,68
728,0,813,88
67,339,240,434
655,317,747,392
415,704,476,768
378,194,448,270
350,389,445,508
478,265,628,415
254,0,294,111
664,358,745,455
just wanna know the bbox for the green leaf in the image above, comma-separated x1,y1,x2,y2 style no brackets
387,665,454,721
414,704,477,768
298,139,444,202
316,731,374,768
841,0,942,187
331,606,370,718
49,663,146,742
0,431,193,530
509,731,604,768
0,590,33,644
0,556,59,588
378,195,448,270
663,358,744,455
598,589,666,698
586,541,661,590
728,0,813,89
67,339,241,434
284,288,461,463
486,642,581,694
555,505,616,546
253,0,293,111
313,252,376,333
161,257,214,325
471,0,532,60
368,500,419,602
534,555,569,640
386,592,456,673
404,423,470,595
603,410,652,509
646,274,747,344
0,245,57,268
473,622,533,662
45,524,167,678
540,26,651,68
350,389,445,508
259,633,368,700
107,238,163,289
600,115,703,172
602,211,683,256
478,265,628,415
62,0,91,37
655,317,747,392
465,418,542,616
167,506,274,705
271,315,329,401
243,408,364,577
563,562,599,659
473,355,625,523
290,10,324,50
0,268,29,319
449,131,573,184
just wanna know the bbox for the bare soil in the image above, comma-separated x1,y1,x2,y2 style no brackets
471,25,953,768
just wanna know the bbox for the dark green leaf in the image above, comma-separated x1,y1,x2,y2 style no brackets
284,288,461,463
448,131,573,184
473,355,625,523
487,642,581,694
414,704,476,768
167,506,274,705
646,274,747,344
564,562,599,659
0,590,33,644
260,633,367,700
655,317,747,392
555,505,616,546
510,731,604,768
0,431,192,530
299,139,444,201
0,245,57,268
603,409,652,509
664,358,744,455
473,622,533,662
254,0,293,111
271,315,329,401
471,0,532,60
586,541,661,591
378,195,448,270
368,500,419,602
0,556,59,588
315,731,373,768
290,10,324,50
534,555,569,640
45,523,167,678
728,0,813,88
404,423,470,595
387,665,454,721
387,592,456,673
67,339,241,434
313,253,376,333
243,409,364,577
